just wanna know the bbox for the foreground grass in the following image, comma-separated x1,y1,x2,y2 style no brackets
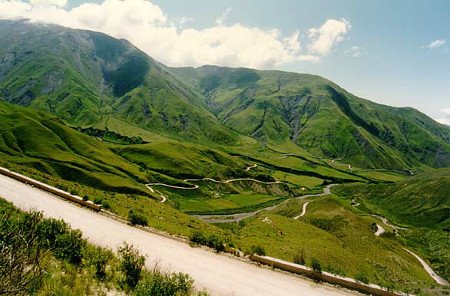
0,198,207,296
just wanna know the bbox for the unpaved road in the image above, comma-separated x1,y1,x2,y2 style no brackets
403,249,450,286
374,224,385,236
0,174,353,296
195,184,337,223
294,201,310,219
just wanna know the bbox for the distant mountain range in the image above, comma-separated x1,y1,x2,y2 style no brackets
1,19,449,169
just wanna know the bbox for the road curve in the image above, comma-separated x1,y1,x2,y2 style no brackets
294,201,310,219
195,184,337,223
403,249,450,286
0,174,353,296
374,224,385,236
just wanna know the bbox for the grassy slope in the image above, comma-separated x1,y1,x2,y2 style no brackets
218,193,440,293
333,170,450,286
334,169,450,230
172,66,450,170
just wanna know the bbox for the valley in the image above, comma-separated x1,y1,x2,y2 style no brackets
0,19,449,295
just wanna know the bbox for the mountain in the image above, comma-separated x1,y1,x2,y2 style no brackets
1,19,449,169
172,66,450,169
0,20,236,144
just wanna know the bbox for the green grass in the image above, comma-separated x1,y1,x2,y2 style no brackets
217,194,443,294
334,169,450,230
177,192,285,214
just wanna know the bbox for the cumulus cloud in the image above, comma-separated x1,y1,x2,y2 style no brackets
308,18,351,55
426,39,446,49
30,0,67,8
436,107,450,125
0,0,350,68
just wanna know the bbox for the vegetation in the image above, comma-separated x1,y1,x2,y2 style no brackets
128,209,149,226
0,197,206,296
190,231,226,252
311,258,322,274
118,243,146,290
0,19,449,295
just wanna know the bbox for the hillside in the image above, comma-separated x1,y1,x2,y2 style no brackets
1,20,450,169
334,168,450,230
172,66,450,169
0,20,236,144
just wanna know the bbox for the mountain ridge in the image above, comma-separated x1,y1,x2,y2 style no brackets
1,19,449,169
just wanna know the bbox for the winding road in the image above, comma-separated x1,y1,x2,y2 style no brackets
369,215,448,286
195,184,337,223
293,201,310,219
0,173,353,296
146,171,282,203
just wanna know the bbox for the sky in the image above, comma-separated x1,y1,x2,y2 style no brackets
0,0,449,124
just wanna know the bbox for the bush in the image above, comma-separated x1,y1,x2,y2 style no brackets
93,197,103,205
190,232,225,252
0,210,46,295
251,245,266,256
355,270,369,284
293,248,306,265
135,270,194,296
54,229,86,265
37,218,67,248
118,243,145,290
129,210,148,226
86,246,113,279
190,231,207,245
311,257,322,274
83,195,89,201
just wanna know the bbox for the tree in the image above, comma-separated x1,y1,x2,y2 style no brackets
118,243,145,289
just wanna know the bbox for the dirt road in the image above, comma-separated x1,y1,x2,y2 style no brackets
0,174,353,296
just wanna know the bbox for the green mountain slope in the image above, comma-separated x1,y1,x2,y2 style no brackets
172,66,450,169
334,169,450,230
1,20,449,169
0,20,236,144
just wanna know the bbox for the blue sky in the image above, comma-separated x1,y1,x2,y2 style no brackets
2,0,449,122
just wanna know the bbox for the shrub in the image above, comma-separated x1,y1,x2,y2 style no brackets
190,232,225,252
37,218,67,248
54,229,86,265
135,270,194,296
86,246,113,279
293,248,306,265
128,210,148,226
83,195,89,201
93,197,103,205
0,210,46,295
251,245,266,256
190,231,207,245
207,235,225,252
355,270,369,284
118,243,145,290
311,257,322,274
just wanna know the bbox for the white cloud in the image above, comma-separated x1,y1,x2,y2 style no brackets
0,0,350,68
30,0,67,8
308,18,351,55
426,39,446,49
215,7,232,26
436,107,450,125
345,46,363,57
